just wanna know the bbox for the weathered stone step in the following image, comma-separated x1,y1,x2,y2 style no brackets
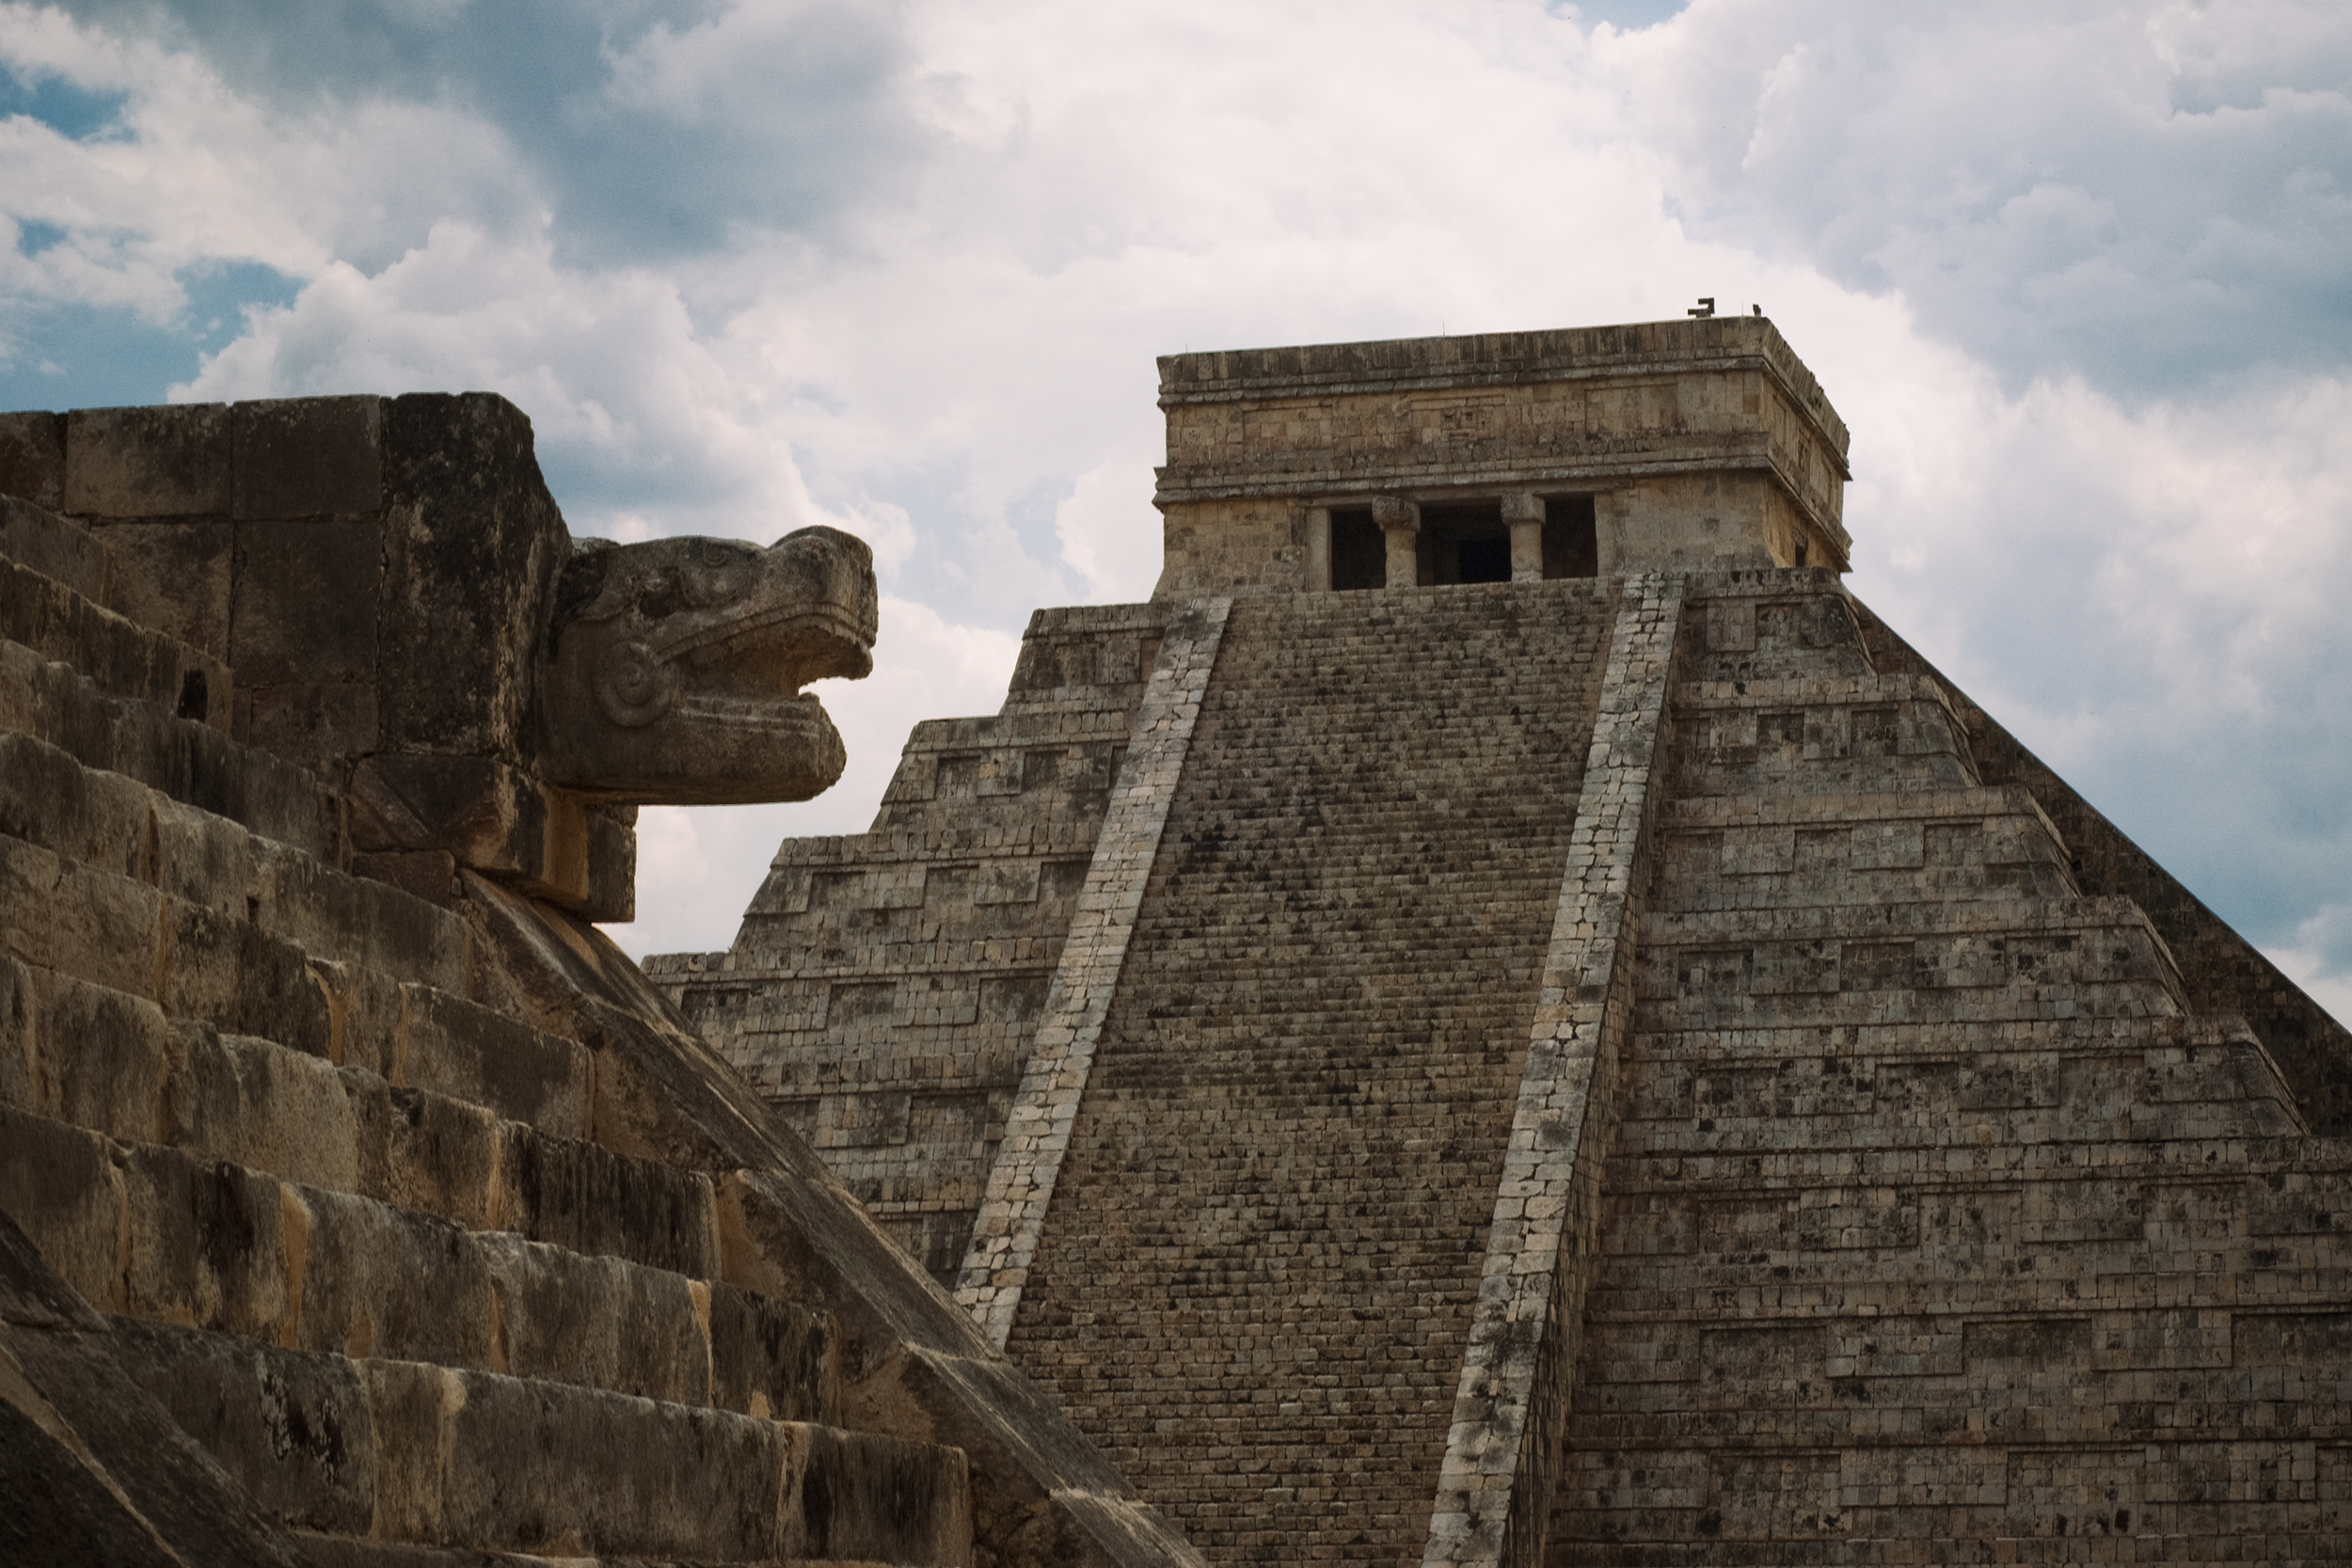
1673,673,1954,710
1571,1362,2351,1446
1601,1127,2340,1193
1,492,109,601
1637,952,2186,1017
1573,1306,2352,1386
1657,783,2064,833
1581,1164,2352,1308
1223,576,1613,633
867,799,1124,847
993,581,1612,1562
0,639,340,861
0,825,577,1113
0,724,466,975
0,1102,839,1425
1655,791,2081,907
1616,1037,2305,1146
1640,894,2185,972
0,520,230,731
1637,984,2185,1033
0,740,628,1140
713,910,1086,978
1652,857,2083,912
1682,584,1879,684
108,1321,970,1565
1668,674,1982,795
1618,1053,2296,1142
295,1540,955,1568
1675,747,1980,798
1,952,736,1285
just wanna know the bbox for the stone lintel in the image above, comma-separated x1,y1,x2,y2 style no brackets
1156,447,1852,559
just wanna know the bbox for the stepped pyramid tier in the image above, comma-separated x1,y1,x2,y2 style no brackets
659,322,2352,1565
0,399,1201,1567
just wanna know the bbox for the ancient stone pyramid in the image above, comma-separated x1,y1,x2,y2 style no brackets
0,396,1198,1565
656,319,2352,1564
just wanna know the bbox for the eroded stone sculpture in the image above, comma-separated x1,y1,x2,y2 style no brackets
540,527,877,805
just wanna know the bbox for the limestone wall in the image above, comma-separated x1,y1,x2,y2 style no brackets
1,439,1203,1568
1855,603,2352,1137
1548,572,2352,1560
0,396,633,919
1155,495,1311,597
1151,319,1851,598
660,562,2352,1564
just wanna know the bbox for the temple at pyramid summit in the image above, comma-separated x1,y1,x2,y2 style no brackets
651,317,2352,1564
0,317,2347,1568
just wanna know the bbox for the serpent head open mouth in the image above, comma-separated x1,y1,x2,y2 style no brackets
538,526,878,805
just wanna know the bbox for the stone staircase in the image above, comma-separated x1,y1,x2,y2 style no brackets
0,493,969,1563
1549,571,2352,1561
0,486,1199,1565
1004,580,1617,1562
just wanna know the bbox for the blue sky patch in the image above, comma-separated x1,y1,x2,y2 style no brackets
1564,0,1689,28
179,258,303,351
0,69,126,140
0,259,302,413
15,220,67,256
0,298,199,411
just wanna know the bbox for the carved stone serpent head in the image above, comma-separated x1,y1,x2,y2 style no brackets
537,525,878,804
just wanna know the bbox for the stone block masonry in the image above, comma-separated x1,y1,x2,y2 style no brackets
668,562,2352,1565
1152,319,1852,597
956,597,1232,1345
1005,579,1618,1562
1,412,1206,1568
1423,575,1680,1567
651,601,1180,1281
1545,570,2352,1561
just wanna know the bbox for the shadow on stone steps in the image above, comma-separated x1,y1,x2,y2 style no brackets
461,873,1204,1568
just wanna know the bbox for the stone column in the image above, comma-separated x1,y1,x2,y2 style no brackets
1373,495,1421,590
1502,492,1544,582
1305,505,1333,592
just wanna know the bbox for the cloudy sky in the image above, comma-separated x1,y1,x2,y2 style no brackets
4,0,2349,1018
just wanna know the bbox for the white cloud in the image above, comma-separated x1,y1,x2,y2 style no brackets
1607,0,2352,390
1055,455,1162,605
7,0,2352,1022
173,220,872,551
1840,353,2352,979
2267,913,2352,1033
